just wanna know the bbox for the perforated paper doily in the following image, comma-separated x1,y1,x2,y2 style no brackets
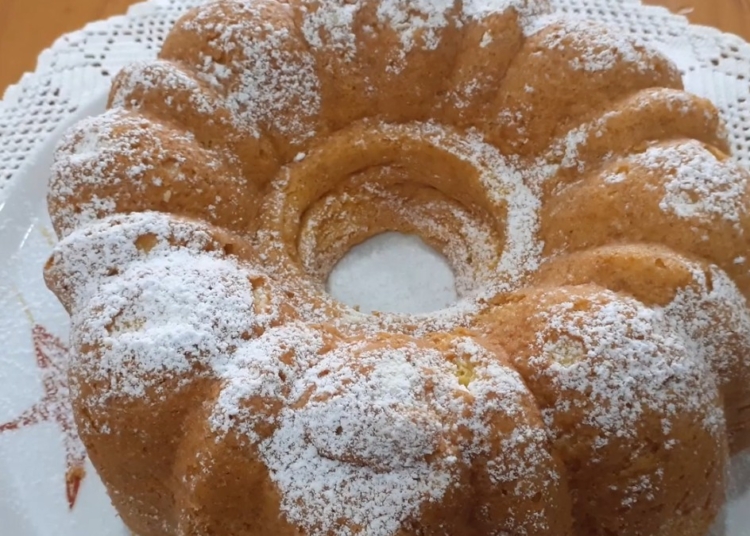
0,1,750,535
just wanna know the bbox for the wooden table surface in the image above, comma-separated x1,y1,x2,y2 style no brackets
1,0,749,95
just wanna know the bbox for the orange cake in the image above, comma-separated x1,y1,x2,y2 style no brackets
44,0,750,535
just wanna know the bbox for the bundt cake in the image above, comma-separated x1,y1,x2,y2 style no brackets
44,0,750,535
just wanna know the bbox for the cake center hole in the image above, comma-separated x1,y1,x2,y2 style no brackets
326,232,458,314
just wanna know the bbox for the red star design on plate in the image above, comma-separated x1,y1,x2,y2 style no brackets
0,325,87,509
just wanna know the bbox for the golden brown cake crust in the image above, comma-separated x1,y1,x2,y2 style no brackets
44,0,750,535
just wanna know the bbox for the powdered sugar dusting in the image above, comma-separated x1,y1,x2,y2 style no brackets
299,171,502,300
376,0,454,54
50,109,236,236
662,263,750,384
647,142,748,228
540,18,658,72
535,292,723,444
541,88,721,178
298,0,550,67
259,119,544,332
377,122,543,294
257,337,558,535
210,324,327,443
47,212,223,310
299,0,361,59
110,60,220,117
184,1,321,145
72,249,258,401
56,215,280,408
462,0,550,32
52,111,190,195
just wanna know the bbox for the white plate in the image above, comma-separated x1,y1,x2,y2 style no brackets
0,91,749,536
0,91,128,535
